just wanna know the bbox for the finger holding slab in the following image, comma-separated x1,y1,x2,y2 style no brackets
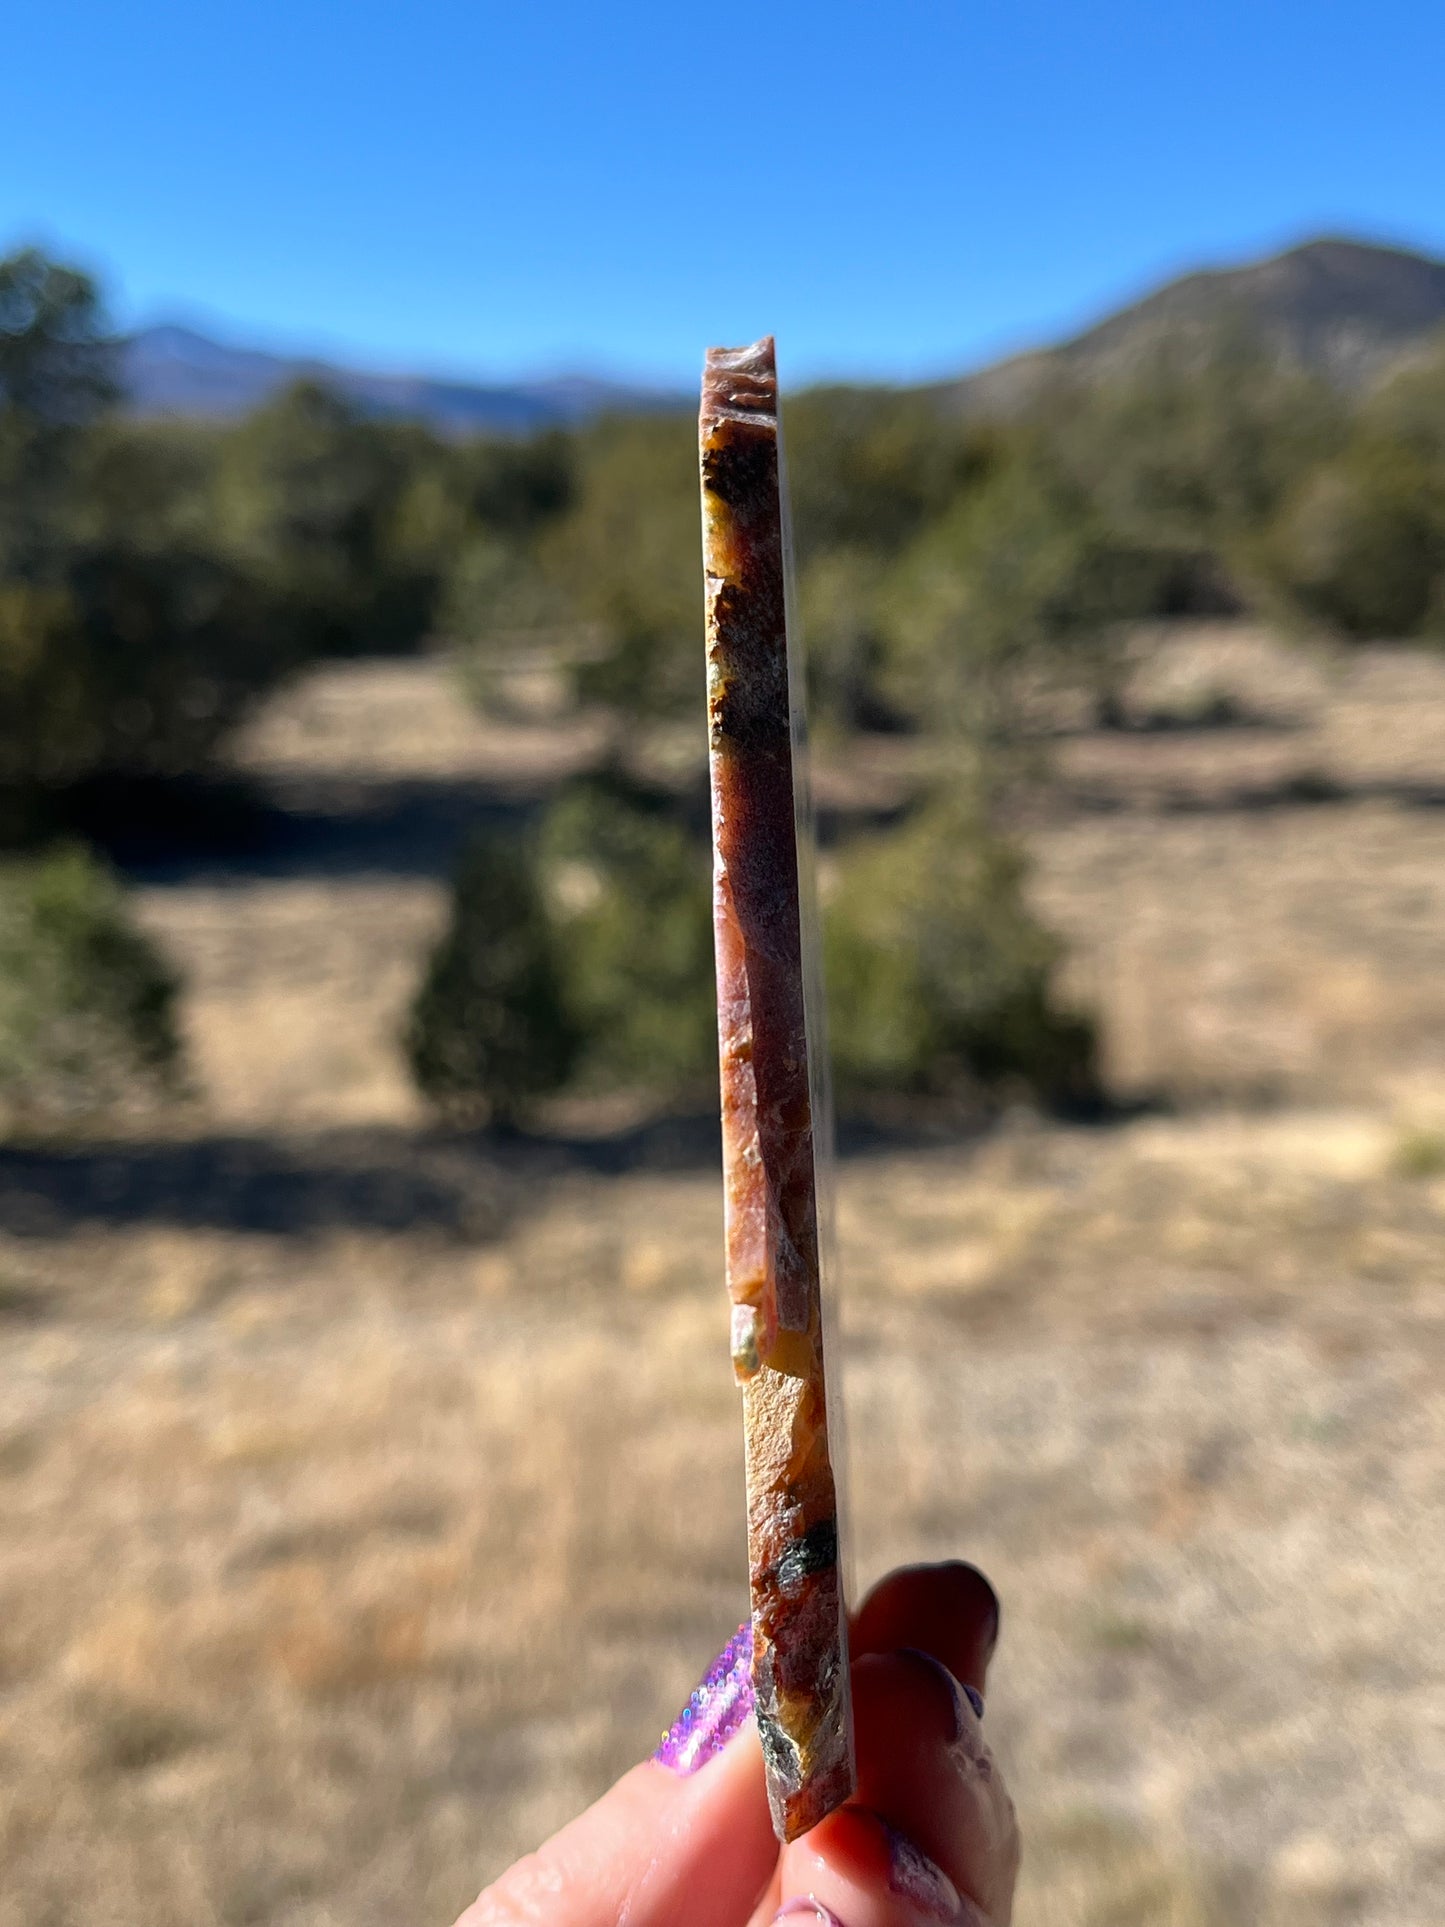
701,336,855,1842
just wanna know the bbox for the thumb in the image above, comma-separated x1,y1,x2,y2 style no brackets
458,1624,776,1927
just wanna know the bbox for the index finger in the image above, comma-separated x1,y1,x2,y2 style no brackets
769,1563,1018,1925
852,1562,1000,1698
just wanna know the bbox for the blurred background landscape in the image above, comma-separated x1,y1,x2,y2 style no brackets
3,3,1445,1923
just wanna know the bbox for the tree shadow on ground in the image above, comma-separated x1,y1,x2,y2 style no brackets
0,1099,1162,1244
0,1113,735,1243
1058,771,1445,816
0,1128,511,1240
63,771,544,886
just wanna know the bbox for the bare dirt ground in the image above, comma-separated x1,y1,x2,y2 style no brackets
1,632,1442,1926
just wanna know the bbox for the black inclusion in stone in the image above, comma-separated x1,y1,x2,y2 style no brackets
756,1708,803,1796
771,1515,838,1597
702,427,778,514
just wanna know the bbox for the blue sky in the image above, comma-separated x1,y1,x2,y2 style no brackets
4,0,1443,387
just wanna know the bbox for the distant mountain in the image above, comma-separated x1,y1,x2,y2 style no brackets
123,238,1445,434
947,237,1445,416
121,324,686,434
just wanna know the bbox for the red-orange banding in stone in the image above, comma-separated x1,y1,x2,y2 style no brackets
701,335,855,1842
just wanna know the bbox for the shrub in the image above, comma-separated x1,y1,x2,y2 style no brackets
0,248,116,430
410,777,1097,1124
881,456,1178,733
443,536,583,719
1262,436,1445,639
538,776,716,1094
1038,330,1344,561
0,251,298,816
1391,1125,1445,1180
783,386,990,557
0,844,181,1121
0,531,283,800
213,380,446,658
405,830,576,1127
823,788,1098,1108
799,548,896,733
537,416,702,715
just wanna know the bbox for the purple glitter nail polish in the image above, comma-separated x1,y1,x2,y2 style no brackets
883,1818,966,1920
654,1621,754,1774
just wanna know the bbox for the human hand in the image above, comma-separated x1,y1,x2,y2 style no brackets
456,1560,1018,1926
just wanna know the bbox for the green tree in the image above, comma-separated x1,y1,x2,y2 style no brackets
215,380,442,656
1039,329,1344,568
824,787,1097,1108
1263,435,1445,639
0,248,118,574
0,248,116,429
0,431,281,807
452,429,573,538
446,537,572,642
408,781,1097,1122
0,252,291,822
538,775,716,1092
538,414,700,714
434,432,580,703
783,386,991,557
1341,331,1445,471
406,830,576,1127
881,450,1173,731
1259,338,1445,639
0,844,180,1121
798,547,896,733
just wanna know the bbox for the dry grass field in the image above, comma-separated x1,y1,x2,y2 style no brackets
1,629,1442,1925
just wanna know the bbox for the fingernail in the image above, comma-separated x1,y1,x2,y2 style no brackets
897,1647,983,1738
962,1561,1001,1657
773,1904,846,1925
881,1816,966,1920
654,1621,753,1774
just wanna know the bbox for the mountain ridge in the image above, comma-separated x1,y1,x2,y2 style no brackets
121,237,1445,433
945,236,1445,415
121,323,688,434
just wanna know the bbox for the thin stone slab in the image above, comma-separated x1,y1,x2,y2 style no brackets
700,335,855,1842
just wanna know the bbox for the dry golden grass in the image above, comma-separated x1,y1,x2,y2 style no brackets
2,627,1442,1924
4,1120,1441,1923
